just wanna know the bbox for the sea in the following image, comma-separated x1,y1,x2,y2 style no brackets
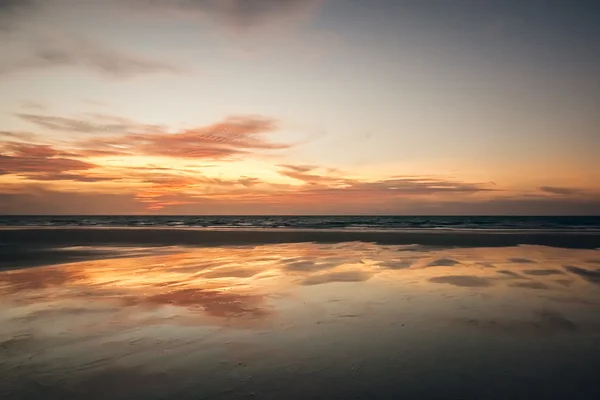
1,215,599,231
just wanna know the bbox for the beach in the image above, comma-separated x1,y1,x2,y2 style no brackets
3,0,599,397
1,227,600,399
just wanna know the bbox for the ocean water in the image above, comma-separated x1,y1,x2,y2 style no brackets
0,215,599,231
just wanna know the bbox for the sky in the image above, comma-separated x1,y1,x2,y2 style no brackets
0,0,599,215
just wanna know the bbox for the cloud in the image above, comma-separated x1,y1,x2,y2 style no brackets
1,110,599,215
278,164,349,185
0,0,29,12
205,0,321,30
136,0,322,31
0,32,181,78
0,0,322,77
2,142,77,158
0,185,141,214
275,168,496,197
0,113,288,210
0,141,101,181
17,113,163,134
357,177,494,195
539,186,584,196
2,0,324,39
1,1,182,78
19,173,119,182
0,153,93,175
278,164,318,173
0,131,36,141
2,180,600,215
81,115,286,158
132,174,271,210
0,0,31,26
19,100,45,110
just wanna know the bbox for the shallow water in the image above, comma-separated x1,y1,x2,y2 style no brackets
2,243,600,399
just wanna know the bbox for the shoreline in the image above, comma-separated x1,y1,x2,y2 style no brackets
2,227,600,249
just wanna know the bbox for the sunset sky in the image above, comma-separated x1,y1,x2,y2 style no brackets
1,0,599,215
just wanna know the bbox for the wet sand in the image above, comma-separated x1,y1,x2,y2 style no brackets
1,233,600,399
3,227,600,249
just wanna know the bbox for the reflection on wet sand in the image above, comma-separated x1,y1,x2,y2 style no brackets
2,243,600,399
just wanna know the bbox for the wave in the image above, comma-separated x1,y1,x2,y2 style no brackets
1,215,600,231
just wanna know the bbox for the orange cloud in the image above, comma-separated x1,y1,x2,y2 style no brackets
539,186,584,196
80,115,286,159
2,111,598,215
277,164,349,185
0,142,97,180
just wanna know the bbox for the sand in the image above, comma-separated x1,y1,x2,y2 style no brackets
1,230,600,399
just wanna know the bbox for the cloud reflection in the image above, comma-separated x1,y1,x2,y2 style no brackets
1,242,600,400
1,243,600,330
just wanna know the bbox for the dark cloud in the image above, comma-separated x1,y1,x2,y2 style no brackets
540,186,584,196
